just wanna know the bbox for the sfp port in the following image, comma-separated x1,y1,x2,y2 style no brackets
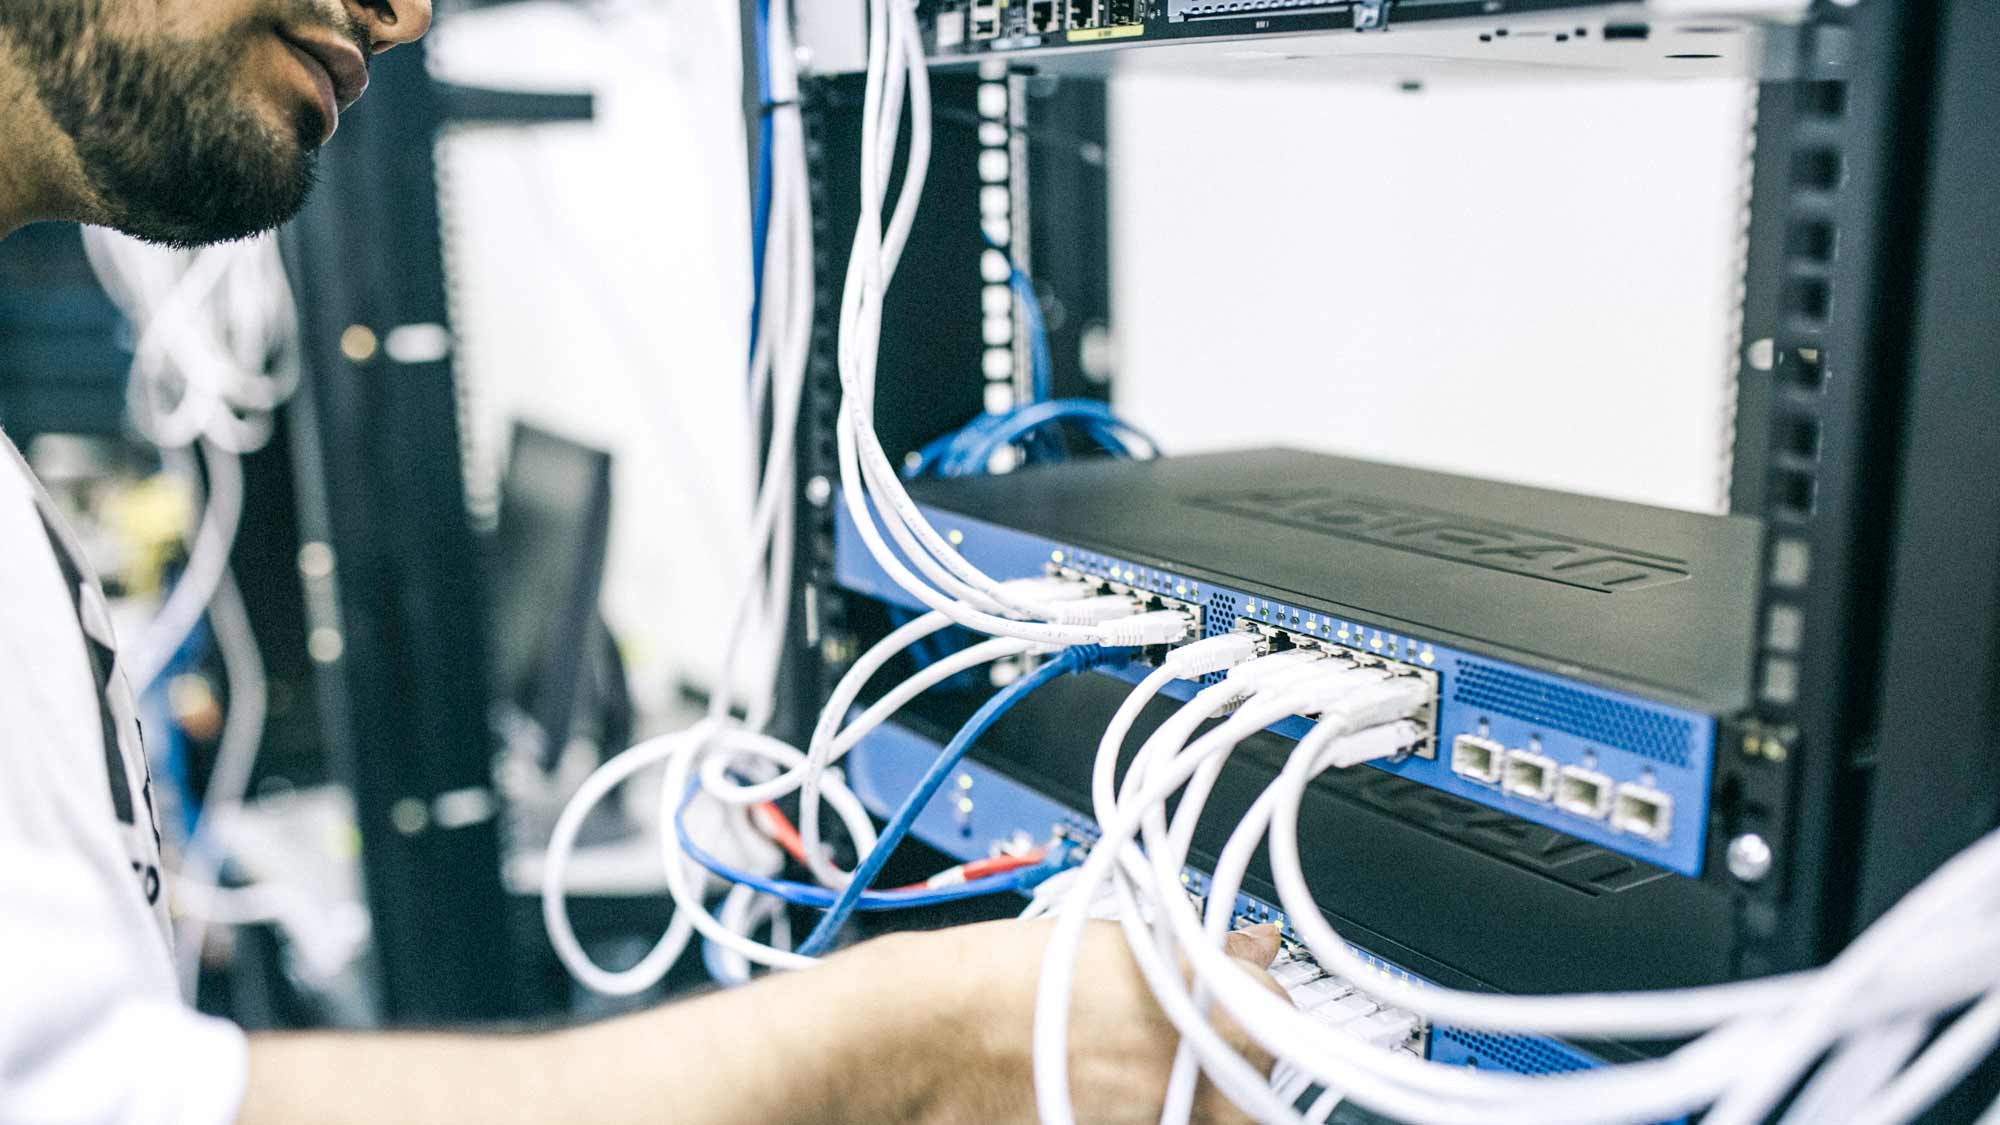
1612,784,1674,841
1555,765,1614,820
1450,734,1505,785
1502,749,1557,802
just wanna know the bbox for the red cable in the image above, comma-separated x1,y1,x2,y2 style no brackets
892,848,1047,891
752,799,1046,891
752,801,813,867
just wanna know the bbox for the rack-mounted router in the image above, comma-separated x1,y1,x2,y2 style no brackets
832,448,1761,876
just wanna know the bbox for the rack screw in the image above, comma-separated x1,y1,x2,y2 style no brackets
1728,833,1774,883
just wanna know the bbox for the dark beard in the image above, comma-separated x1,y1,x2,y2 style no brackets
0,0,324,247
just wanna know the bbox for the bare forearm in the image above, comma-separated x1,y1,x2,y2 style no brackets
236,932,970,1125
236,920,1282,1124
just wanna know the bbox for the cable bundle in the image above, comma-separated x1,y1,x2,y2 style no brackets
542,0,1193,990
1032,637,2000,1124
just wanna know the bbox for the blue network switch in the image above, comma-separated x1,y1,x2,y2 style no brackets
834,500,1720,876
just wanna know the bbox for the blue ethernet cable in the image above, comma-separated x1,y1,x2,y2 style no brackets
674,787,1069,912
905,400,1156,479
979,229,1055,404
1014,267,1055,405
797,645,1107,956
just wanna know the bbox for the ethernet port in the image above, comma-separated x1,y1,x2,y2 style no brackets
971,0,1002,38
1030,0,1062,32
1502,750,1556,802
1555,766,1614,820
1612,785,1674,842
1449,734,1505,785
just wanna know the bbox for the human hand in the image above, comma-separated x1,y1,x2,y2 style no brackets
846,917,1289,1124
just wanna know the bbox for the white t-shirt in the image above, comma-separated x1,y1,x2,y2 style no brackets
0,430,247,1124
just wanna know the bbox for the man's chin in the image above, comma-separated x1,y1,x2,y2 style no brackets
101,154,317,249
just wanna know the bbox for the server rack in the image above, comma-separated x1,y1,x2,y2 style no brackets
786,0,2000,1079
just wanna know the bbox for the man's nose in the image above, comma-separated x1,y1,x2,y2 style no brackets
345,0,432,52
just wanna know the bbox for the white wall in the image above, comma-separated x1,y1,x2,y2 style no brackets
1108,74,1754,515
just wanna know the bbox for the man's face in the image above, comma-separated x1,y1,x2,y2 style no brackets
0,0,428,247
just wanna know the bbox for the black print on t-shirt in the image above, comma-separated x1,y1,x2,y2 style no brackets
35,512,165,907
37,518,138,825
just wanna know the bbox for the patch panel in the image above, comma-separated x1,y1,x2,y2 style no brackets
832,448,1747,875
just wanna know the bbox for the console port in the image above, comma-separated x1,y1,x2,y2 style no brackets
1502,750,1556,802
1555,766,1614,820
1030,0,1062,32
1612,784,1674,841
1450,734,1505,785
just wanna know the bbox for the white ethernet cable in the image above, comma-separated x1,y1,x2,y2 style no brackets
784,590,1148,886
126,441,243,699
82,231,301,457
635,598,1192,978
166,567,266,997
1248,823,1987,1119
1139,677,1426,1125
828,0,1123,640
1088,633,1269,837
1035,671,1435,1125
540,718,880,994
715,0,813,731
1773,1016,1932,1125
791,633,1040,886
709,882,795,988
691,577,1090,875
